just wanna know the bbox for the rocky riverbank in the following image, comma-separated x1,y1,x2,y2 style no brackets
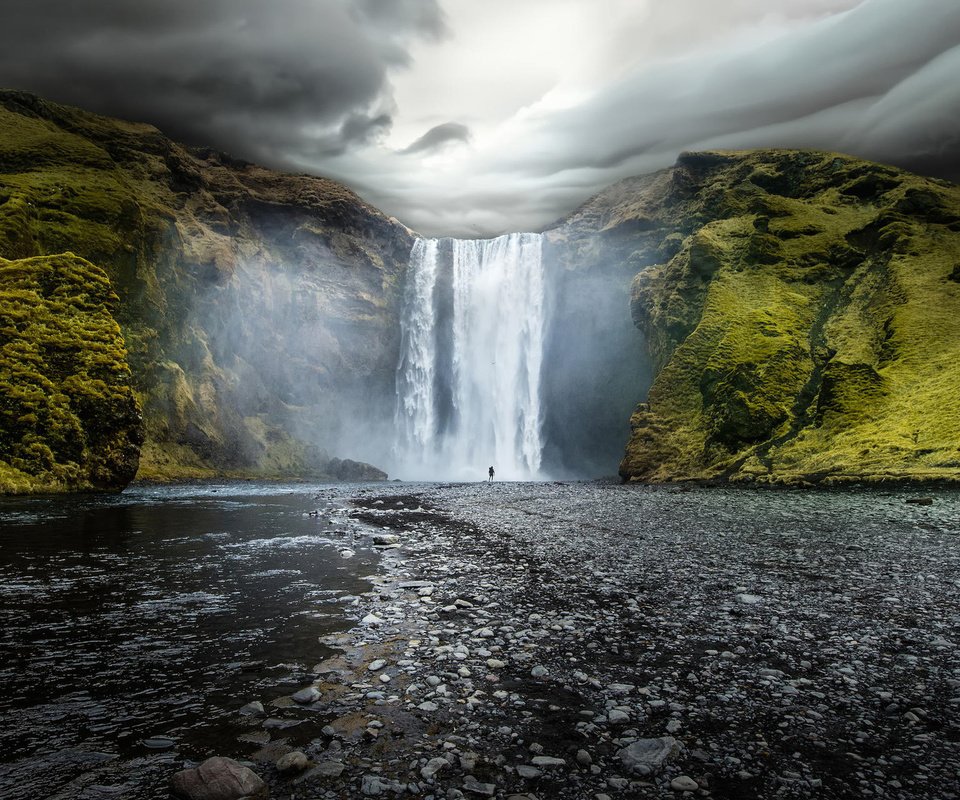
191,481,960,800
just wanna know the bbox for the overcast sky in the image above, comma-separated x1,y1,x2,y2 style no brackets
1,0,958,235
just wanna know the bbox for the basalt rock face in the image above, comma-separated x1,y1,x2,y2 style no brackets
0,91,412,486
555,149,960,485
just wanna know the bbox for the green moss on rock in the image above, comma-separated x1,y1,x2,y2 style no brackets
0,253,143,492
0,91,412,488
559,148,960,485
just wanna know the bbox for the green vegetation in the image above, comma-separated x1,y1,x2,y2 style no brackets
0,90,410,491
612,150,960,484
0,253,143,492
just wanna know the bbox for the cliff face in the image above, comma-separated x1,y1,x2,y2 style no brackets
556,150,960,485
4,89,959,490
0,91,412,486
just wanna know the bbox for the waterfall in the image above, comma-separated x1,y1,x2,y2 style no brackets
394,232,546,480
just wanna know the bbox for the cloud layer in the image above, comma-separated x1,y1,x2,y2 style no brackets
0,0,957,235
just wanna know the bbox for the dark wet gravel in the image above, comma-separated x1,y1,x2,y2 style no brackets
3,482,959,800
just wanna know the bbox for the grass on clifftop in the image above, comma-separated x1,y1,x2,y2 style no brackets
621,149,960,485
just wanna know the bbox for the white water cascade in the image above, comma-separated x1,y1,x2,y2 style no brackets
394,233,546,480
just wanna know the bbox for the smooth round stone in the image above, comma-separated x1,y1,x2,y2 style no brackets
670,775,699,792
277,750,309,774
239,701,264,716
292,687,320,704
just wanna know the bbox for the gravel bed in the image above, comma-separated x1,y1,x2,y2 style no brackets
235,482,960,800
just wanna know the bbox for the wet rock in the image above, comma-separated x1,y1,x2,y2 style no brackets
618,737,679,775
276,751,309,775
238,701,264,716
516,765,542,779
291,687,320,704
314,760,345,778
361,774,385,796
670,775,699,791
170,756,268,800
420,757,449,780
463,775,496,796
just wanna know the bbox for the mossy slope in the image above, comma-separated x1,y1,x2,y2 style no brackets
0,90,412,486
0,253,143,492
556,150,960,485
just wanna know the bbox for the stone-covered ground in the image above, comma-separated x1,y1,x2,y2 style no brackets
5,482,958,799
249,482,960,800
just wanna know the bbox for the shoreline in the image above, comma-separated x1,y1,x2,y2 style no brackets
202,482,960,800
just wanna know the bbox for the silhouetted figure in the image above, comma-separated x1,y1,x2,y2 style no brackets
488,466,495,482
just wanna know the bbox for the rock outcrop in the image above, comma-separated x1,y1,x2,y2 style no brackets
0,253,142,492
0,90,412,487
554,150,960,485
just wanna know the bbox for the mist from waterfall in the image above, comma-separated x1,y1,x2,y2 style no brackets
394,233,546,481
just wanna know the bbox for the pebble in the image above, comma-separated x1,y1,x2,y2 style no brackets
276,751,309,774
291,687,320,704
670,775,699,792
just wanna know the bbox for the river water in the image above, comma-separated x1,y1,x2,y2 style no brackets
0,483,378,765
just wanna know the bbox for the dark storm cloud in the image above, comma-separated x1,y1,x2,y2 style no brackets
0,0,443,165
502,0,960,185
400,122,471,155
351,0,448,43
319,0,960,235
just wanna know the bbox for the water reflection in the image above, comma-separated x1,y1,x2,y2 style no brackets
0,484,376,761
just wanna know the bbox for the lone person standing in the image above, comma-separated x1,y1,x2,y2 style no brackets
488,466,495,482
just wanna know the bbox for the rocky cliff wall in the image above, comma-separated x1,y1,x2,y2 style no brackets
0,91,412,487
554,150,960,485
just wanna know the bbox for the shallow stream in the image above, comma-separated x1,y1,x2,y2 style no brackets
0,483,376,763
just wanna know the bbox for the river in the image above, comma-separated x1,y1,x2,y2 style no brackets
0,483,379,769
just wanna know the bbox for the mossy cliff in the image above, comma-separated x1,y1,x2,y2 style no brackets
556,150,960,485
0,90,411,488
0,253,142,492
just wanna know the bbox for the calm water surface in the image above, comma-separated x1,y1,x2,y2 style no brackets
0,483,378,762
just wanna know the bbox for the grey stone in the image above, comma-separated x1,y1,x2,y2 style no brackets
314,760,345,778
463,775,496,796
292,686,320,704
516,765,542,779
170,756,268,800
618,737,679,775
671,775,699,791
420,756,449,780
276,750,309,774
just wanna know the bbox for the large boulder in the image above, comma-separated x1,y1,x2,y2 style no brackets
170,756,268,800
